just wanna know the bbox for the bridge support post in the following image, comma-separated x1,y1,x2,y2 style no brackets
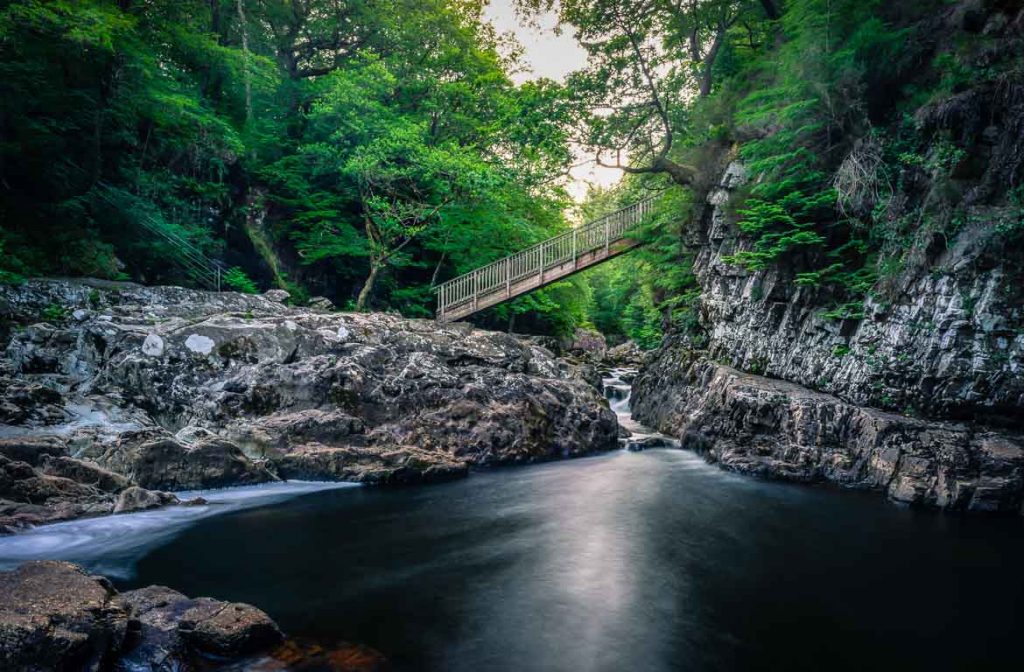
505,259,511,298
572,228,577,269
473,271,479,311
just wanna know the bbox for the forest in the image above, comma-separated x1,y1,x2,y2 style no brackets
2,0,1022,344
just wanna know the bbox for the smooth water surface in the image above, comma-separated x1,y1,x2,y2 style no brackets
121,451,1024,672
3,370,1022,671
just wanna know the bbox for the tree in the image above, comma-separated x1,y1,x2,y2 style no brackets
517,0,776,185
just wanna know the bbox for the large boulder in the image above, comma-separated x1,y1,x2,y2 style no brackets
39,455,131,493
119,586,282,666
177,598,283,658
0,435,68,466
0,454,116,530
274,443,468,484
0,562,284,671
632,353,1024,513
0,279,618,479
92,436,277,491
0,561,130,671
114,486,179,514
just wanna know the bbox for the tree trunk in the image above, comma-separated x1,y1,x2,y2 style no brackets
760,0,780,19
699,30,726,97
356,262,381,312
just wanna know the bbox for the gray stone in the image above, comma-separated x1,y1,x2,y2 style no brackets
0,561,129,671
113,486,178,514
262,289,291,303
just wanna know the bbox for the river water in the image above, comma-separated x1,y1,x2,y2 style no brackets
3,370,1024,671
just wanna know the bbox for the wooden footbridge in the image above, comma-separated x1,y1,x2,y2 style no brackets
435,199,655,322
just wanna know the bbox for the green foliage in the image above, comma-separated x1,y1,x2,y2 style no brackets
223,267,259,294
725,0,911,294
0,0,580,334
40,304,67,323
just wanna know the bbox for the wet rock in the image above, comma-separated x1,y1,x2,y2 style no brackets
0,454,117,529
633,356,1024,512
0,279,619,526
119,586,282,666
40,455,131,493
94,437,276,491
274,443,469,484
0,560,129,671
117,585,194,670
114,486,178,514
178,597,283,658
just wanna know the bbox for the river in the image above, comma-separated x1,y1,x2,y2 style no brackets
3,370,1024,670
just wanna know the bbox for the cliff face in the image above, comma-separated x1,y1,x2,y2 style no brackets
687,158,1022,425
633,2,1024,512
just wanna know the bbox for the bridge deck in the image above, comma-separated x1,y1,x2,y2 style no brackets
435,199,653,322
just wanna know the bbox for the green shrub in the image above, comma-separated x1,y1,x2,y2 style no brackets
40,304,67,323
223,267,259,294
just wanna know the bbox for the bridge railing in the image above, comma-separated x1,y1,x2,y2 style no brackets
435,198,655,320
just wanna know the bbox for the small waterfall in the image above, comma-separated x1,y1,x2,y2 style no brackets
602,368,679,452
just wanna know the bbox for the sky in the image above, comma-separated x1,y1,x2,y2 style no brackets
482,1,624,202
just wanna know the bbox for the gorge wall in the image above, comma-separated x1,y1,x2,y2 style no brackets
633,2,1024,513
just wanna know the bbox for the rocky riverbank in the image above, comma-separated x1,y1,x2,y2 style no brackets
633,349,1024,512
0,560,300,670
0,279,617,532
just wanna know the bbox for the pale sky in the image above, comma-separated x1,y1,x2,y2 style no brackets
482,0,623,202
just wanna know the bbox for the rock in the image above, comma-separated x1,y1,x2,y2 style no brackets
223,408,365,455
568,327,606,355
273,443,469,484
0,435,68,466
670,155,1024,424
0,561,129,671
0,564,286,671
605,341,643,367
121,586,281,665
114,486,178,513
117,585,194,670
141,333,164,357
0,454,117,529
632,355,1024,512
307,296,335,311
39,455,131,493
183,333,215,355
263,289,291,304
95,437,277,491
178,597,283,658
0,279,619,526
174,424,218,446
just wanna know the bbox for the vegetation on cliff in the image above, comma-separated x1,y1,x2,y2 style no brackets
1,0,1021,344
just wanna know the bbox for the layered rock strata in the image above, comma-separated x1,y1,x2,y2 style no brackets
0,279,617,530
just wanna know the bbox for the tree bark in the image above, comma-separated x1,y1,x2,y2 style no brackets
356,262,381,312
699,29,727,97
760,0,781,19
